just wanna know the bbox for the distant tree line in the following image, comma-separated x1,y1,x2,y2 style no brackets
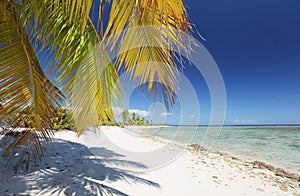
120,109,150,126
3,107,75,130
1,107,152,130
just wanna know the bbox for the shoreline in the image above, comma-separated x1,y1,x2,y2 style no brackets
186,144,300,182
124,126,300,194
132,127,300,181
0,126,299,195
132,125,300,174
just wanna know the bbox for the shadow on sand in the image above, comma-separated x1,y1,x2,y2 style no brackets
0,139,160,196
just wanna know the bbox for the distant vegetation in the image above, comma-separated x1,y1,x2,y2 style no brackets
0,0,190,171
4,107,75,131
2,107,157,129
2,108,157,129
120,109,150,126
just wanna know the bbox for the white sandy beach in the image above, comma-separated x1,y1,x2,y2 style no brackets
0,126,299,196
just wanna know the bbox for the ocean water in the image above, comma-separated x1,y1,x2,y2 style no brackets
146,126,300,174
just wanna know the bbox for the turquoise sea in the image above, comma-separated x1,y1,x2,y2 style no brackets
146,126,300,174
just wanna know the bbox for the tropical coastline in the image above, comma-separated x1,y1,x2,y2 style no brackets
1,126,299,196
144,126,300,174
1,0,300,195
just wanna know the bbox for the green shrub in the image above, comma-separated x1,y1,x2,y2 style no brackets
50,107,75,130
5,107,75,130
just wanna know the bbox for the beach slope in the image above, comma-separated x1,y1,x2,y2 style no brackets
0,126,299,196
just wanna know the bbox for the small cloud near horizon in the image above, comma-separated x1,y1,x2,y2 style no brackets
232,119,257,124
161,112,172,117
129,109,151,117
112,107,123,115
112,107,151,117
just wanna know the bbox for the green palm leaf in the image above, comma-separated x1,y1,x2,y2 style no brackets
0,0,62,171
0,0,193,171
16,0,191,131
23,1,121,133
103,0,192,110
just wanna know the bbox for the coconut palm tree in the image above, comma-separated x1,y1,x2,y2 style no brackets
121,109,130,125
0,0,192,171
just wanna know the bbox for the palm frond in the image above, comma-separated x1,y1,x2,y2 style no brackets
1,0,193,171
0,0,61,171
16,0,191,130
17,0,121,133
41,0,93,34
103,0,192,110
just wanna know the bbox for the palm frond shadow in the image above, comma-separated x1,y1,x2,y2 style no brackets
0,139,160,196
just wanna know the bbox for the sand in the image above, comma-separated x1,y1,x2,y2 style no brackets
0,126,299,196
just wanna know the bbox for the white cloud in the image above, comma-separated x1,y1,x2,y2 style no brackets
112,107,151,117
232,119,257,124
190,114,194,118
112,107,124,116
161,112,172,117
129,109,151,117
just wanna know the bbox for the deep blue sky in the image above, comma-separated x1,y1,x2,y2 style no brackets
127,0,300,125
37,0,300,125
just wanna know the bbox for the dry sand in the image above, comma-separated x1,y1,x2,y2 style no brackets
0,126,299,195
